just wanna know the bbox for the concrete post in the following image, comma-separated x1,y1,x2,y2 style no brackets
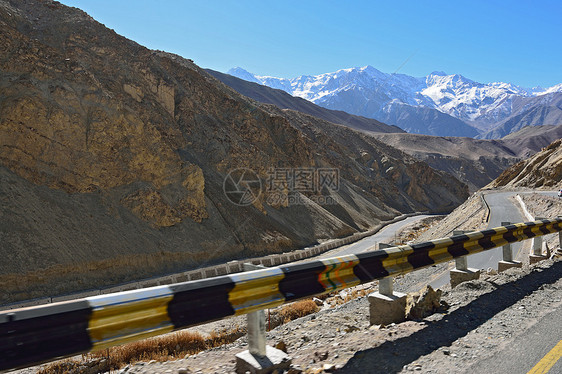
501,222,513,262
368,276,407,326
378,276,393,296
246,312,266,357
455,256,468,271
498,221,522,272
236,264,291,374
242,263,267,357
530,217,547,264
559,216,562,254
450,230,480,287
452,230,468,271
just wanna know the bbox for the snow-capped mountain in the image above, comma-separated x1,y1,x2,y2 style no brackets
227,66,562,137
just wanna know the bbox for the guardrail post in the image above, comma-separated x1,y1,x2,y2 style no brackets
530,217,548,264
454,256,468,271
368,275,407,326
450,230,481,288
498,222,522,272
559,216,562,254
378,277,393,296
235,264,291,374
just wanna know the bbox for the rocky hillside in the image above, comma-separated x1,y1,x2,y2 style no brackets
490,139,562,189
370,126,562,192
0,0,467,303
500,124,562,158
369,134,519,192
480,93,562,139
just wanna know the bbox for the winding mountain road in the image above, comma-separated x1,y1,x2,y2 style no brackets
318,215,435,259
428,190,558,288
319,190,557,289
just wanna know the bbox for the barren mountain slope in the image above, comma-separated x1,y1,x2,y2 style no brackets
0,0,467,303
369,133,519,192
500,124,562,158
480,93,562,139
370,127,562,192
490,139,562,189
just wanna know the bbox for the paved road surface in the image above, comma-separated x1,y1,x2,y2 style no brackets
466,301,562,374
318,215,435,258
429,191,557,289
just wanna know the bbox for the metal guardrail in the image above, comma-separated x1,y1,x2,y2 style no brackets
1,218,561,371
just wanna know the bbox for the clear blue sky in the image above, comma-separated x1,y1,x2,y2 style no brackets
59,0,561,88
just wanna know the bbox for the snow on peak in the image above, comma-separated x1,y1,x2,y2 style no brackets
226,65,561,126
226,67,260,84
429,71,447,76
541,83,562,95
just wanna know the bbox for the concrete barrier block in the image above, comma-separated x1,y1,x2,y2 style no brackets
142,281,158,288
228,262,242,273
529,254,548,265
204,268,217,278
368,291,407,326
215,265,228,276
450,268,480,288
0,297,52,311
106,286,127,294
498,260,522,273
189,271,203,281
158,277,174,286
176,274,189,282
272,257,282,266
261,258,273,267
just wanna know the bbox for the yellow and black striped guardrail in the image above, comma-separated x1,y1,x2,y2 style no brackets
1,218,561,371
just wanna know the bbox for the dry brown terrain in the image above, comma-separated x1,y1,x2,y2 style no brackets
491,139,562,189
370,129,562,192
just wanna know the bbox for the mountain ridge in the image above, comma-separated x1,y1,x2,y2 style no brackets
212,66,562,191
228,66,562,138
207,69,404,134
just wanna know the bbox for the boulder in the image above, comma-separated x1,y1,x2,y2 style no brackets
405,285,442,320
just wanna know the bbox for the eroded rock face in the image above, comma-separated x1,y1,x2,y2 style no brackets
491,139,562,189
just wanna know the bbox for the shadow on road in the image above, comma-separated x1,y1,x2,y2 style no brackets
336,261,562,373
